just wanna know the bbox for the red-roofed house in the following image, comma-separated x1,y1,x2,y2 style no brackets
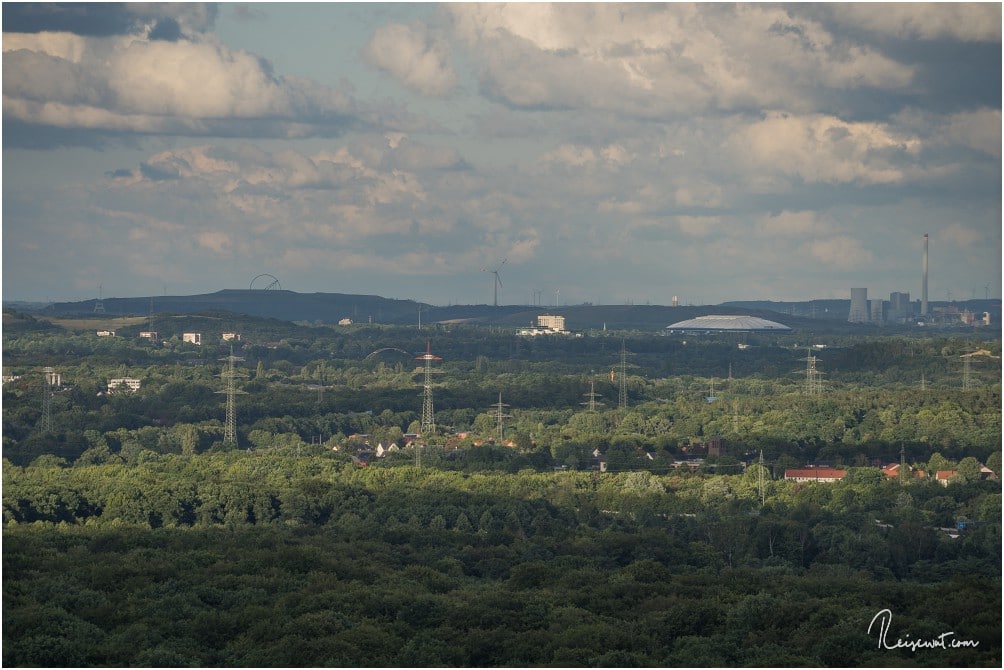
784,468,846,483
935,470,959,487
882,463,926,479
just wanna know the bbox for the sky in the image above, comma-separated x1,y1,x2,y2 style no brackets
2,3,1001,307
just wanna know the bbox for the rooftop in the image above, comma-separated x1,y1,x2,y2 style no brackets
666,314,792,332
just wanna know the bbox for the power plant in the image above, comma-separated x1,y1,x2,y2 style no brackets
848,288,869,323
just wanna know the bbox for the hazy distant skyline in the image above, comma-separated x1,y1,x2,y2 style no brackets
3,3,1001,306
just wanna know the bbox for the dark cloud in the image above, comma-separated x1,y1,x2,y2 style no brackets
2,3,136,36
893,40,1002,113
105,168,133,179
1,121,133,150
139,162,181,181
148,18,183,42
1,3,217,36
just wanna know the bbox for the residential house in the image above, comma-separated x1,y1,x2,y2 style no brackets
935,470,959,487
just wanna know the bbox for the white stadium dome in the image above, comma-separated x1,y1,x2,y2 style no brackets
666,315,791,332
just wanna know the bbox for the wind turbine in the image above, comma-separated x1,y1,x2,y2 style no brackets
482,258,507,306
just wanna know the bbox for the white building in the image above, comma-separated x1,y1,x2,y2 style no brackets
96,330,115,337
537,314,565,331
222,333,241,342
139,331,159,340
519,314,569,336
183,333,202,345
108,378,141,393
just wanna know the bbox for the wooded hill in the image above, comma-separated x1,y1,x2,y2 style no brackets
26,289,1001,334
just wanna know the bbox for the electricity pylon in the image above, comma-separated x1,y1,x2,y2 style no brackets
802,351,823,395
217,347,247,446
40,367,56,433
490,391,512,443
617,339,631,409
416,342,443,436
582,379,603,412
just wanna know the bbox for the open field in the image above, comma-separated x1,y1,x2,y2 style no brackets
37,316,150,332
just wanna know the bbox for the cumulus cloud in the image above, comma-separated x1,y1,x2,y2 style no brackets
364,21,457,96
2,7,395,147
728,112,922,185
3,4,999,304
448,3,914,116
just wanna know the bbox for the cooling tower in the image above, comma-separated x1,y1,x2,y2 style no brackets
848,287,869,323
870,298,884,323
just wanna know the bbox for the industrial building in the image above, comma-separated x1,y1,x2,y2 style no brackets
848,288,869,323
665,315,791,332
519,314,570,336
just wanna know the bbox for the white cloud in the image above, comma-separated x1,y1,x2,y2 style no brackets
448,4,914,116
195,231,233,254
728,112,921,185
2,29,369,142
364,21,457,97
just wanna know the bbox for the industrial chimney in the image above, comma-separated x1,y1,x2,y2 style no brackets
921,234,928,317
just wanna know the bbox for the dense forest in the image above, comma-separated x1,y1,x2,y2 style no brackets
3,308,1001,666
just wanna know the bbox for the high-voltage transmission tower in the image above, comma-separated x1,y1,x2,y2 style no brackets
581,380,604,412
40,367,58,433
93,284,105,313
616,339,632,410
416,342,443,437
960,349,1000,390
217,348,247,446
490,392,512,443
802,351,823,395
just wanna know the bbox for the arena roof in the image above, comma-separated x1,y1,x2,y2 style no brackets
665,315,792,332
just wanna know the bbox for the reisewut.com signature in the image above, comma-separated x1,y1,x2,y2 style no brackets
868,609,981,652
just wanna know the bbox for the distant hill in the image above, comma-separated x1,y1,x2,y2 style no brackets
15,289,1000,334
39,290,430,325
